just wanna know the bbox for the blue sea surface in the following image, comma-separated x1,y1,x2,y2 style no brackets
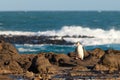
0,11,120,54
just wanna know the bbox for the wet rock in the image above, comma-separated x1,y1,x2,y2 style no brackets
0,35,94,45
0,35,73,45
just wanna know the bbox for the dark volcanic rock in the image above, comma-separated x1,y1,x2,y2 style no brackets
0,35,73,45
0,35,94,45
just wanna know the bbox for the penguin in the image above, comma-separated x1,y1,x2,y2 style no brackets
75,41,84,60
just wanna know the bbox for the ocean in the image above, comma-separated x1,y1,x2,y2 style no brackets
0,11,120,54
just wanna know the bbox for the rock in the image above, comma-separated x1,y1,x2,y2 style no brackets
0,41,23,74
0,35,73,45
102,53,120,71
0,61,23,74
36,53,53,74
68,52,76,58
29,53,56,74
45,52,54,63
93,64,109,71
33,77,41,80
91,48,105,59
17,54,35,72
106,49,120,55
0,75,12,80
72,66,88,71
25,71,34,79
51,53,76,66
0,40,20,60
0,69,11,74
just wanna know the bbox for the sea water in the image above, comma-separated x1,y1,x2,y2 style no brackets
0,11,120,54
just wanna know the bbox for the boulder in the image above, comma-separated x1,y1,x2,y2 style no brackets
91,48,105,59
0,40,20,60
102,53,120,71
29,53,56,74
17,54,35,72
0,41,23,74
50,53,76,66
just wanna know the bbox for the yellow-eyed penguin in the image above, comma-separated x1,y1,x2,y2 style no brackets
75,42,84,60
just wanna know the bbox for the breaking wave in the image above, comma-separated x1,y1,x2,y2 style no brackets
1,26,120,45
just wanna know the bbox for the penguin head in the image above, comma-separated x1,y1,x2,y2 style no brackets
76,41,81,46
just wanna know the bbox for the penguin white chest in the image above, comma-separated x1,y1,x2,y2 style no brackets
77,45,84,60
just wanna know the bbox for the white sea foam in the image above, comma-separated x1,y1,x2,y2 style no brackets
0,31,35,36
18,48,37,52
1,26,120,45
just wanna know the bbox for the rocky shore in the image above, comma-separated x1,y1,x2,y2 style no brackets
0,40,120,80
0,35,94,45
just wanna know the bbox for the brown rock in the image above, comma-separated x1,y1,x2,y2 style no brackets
0,75,12,80
25,71,34,78
33,77,41,80
68,52,76,58
106,49,120,54
51,53,76,66
0,40,20,60
102,53,120,70
0,41,23,74
36,53,53,73
0,61,23,74
72,66,88,71
17,54,35,71
93,64,109,71
91,48,105,58
75,55,99,67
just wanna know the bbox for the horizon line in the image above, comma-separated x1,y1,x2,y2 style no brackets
0,10,120,12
